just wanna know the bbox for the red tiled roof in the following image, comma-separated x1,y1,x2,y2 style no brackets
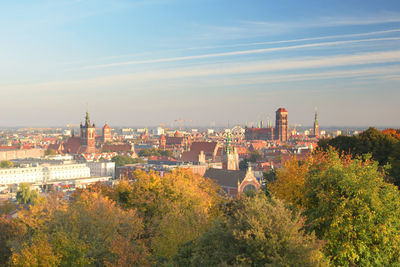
190,141,218,154
63,137,81,154
250,142,267,150
0,146,18,150
166,136,184,145
181,151,201,162
277,107,288,112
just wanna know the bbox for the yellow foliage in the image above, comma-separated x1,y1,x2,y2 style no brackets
269,156,310,207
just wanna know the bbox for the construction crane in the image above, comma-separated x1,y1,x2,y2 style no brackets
66,124,80,136
174,118,192,131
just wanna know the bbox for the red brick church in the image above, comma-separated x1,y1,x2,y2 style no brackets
60,112,134,155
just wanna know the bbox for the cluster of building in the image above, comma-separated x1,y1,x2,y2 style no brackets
0,107,334,197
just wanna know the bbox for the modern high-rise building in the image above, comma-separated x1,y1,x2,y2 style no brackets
275,108,289,142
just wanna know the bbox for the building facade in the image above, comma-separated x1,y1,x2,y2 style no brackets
86,162,115,178
275,107,289,142
80,111,96,153
244,107,289,142
0,164,91,185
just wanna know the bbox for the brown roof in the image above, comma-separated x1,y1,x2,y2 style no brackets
63,137,81,154
190,141,218,153
181,151,201,162
166,136,184,145
204,168,246,188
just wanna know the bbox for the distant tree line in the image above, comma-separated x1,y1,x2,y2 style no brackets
318,127,400,185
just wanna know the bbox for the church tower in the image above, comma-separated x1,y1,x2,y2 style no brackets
313,109,320,138
80,111,96,153
275,108,289,142
223,132,239,170
102,122,112,143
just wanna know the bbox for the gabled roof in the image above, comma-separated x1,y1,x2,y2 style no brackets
166,136,184,145
63,137,81,154
204,168,246,188
181,150,202,162
190,141,218,154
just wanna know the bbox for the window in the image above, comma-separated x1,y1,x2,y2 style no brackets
243,184,256,193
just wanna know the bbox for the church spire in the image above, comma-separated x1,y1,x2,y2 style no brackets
313,107,320,137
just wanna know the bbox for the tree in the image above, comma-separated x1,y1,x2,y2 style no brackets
11,191,148,266
45,149,57,156
174,194,327,266
16,183,38,205
0,200,17,216
0,218,26,265
138,148,173,157
383,128,400,141
239,158,249,171
317,127,398,166
111,155,143,167
103,169,223,263
303,150,400,266
268,156,310,207
248,150,262,162
318,127,400,186
0,160,14,168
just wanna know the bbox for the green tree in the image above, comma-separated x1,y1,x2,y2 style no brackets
0,218,26,265
138,148,173,157
303,150,400,266
11,191,148,267
44,149,57,156
111,155,143,167
248,150,262,162
174,194,327,267
0,200,17,216
318,127,400,186
239,158,249,171
103,169,223,263
16,183,38,205
0,160,14,168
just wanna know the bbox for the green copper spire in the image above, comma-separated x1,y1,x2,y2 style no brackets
85,109,91,126
225,131,232,154
314,108,318,124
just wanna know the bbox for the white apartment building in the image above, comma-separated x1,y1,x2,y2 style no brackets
0,164,91,185
44,164,91,182
86,162,115,178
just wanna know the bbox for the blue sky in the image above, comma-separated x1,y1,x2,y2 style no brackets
1,0,400,127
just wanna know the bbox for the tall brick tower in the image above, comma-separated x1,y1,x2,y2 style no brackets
80,111,96,153
313,109,320,138
275,108,289,142
102,122,112,143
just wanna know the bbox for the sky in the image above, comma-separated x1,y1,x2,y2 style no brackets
1,0,400,128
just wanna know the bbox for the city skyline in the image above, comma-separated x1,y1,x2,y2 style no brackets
1,0,400,127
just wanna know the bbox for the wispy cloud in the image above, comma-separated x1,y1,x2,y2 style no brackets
84,37,400,69
184,29,400,51
5,50,400,94
191,12,400,41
